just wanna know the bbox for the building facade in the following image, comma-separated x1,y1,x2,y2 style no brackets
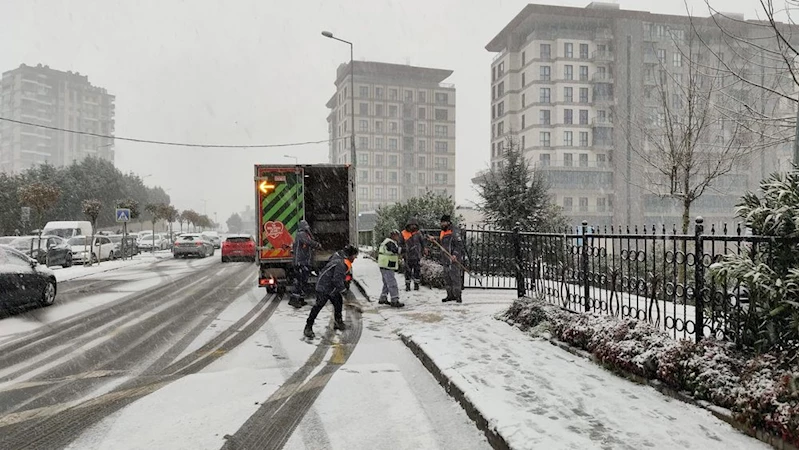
486,2,793,227
326,61,456,212
0,64,115,173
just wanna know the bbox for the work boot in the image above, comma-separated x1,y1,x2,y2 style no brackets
303,325,315,339
378,297,390,305
413,281,420,291
390,299,405,308
405,282,411,292
455,296,463,304
333,320,347,331
288,296,306,309
442,296,453,303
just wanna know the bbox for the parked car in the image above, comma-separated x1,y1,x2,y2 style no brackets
67,235,115,264
204,231,222,249
138,233,169,251
172,233,214,258
0,245,57,311
42,221,93,240
0,236,18,245
221,234,256,262
108,235,139,258
8,235,73,267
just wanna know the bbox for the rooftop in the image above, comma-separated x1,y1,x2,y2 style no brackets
334,60,453,87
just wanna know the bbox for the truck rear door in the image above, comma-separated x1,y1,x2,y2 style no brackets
256,167,304,261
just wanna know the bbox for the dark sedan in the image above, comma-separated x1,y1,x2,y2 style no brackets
0,245,57,312
8,235,73,268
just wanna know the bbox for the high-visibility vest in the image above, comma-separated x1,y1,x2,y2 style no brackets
377,238,399,270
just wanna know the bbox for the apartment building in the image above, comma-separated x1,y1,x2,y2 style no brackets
0,64,115,173
486,2,793,227
326,61,456,212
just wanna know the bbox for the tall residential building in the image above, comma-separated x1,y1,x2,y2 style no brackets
486,2,794,227
0,63,115,173
326,61,456,212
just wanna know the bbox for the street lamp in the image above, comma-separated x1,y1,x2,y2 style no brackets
284,154,298,164
322,30,356,215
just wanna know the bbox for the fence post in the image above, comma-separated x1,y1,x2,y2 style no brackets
513,222,525,298
581,220,590,312
694,216,705,343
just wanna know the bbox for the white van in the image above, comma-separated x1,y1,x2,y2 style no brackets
42,221,93,240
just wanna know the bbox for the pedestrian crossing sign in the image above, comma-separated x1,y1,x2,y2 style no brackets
116,208,131,222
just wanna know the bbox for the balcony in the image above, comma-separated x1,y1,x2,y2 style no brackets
592,72,614,83
592,51,614,62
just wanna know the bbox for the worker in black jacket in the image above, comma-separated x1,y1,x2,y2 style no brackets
289,220,322,309
304,244,358,339
428,214,464,303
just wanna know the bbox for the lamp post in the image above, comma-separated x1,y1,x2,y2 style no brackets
322,30,356,217
284,154,298,164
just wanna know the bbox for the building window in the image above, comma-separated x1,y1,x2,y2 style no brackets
375,187,383,199
403,137,414,152
435,141,448,153
375,170,384,181
389,155,398,166
521,135,526,149
404,120,414,134
521,114,526,129
359,170,368,182
597,198,606,212
435,92,449,104
540,88,551,103
540,66,551,81
376,154,384,166
375,104,384,116
597,154,607,167
497,102,505,117
389,138,398,150
492,104,495,119
521,72,526,87
357,153,369,165
497,122,504,136
564,109,573,124
540,132,551,147
579,109,588,125
579,131,589,147
539,153,551,166
435,109,449,120
497,81,505,97
389,105,398,117
375,121,383,132
375,137,384,149
389,188,398,199
564,132,573,147
359,120,368,132
564,43,573,58
564,87,573,103
522,51,526,65
656,24,666,37
579,65,588,81
418,140,427,152
359,137,369,149
564,65,573,80
540,43,551,60
435,125,448,137
435,157,448,169
405,90,414,102
418,91,426,103
492,85,496,100
389,122,398,133
522,93,526,108
418,172,426,184
580,43,589,59
418,107,426,119
375,87,384,98
418,155,426,168
579,197,588,212
540,110,551,125
579,153,588,167
657,48,666,63
579,88,589,104
564,197,573,211
673,53,682,67
390,89,398,100
434,173,448,185
359,103,369,115
418,123,426,134
359,86,369,98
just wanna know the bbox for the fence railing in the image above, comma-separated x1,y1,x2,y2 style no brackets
454,218,796,346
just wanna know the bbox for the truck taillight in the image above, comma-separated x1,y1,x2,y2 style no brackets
196,242,202,246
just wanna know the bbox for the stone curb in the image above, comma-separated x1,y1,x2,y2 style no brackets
399,333,512,450
539,333,797,450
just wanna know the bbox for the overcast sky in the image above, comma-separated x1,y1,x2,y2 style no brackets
3,0,760,226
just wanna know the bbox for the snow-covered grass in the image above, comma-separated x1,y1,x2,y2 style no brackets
501,297,799,448
350,258,771,450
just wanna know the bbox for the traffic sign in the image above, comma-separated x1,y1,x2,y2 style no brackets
116,208,131,222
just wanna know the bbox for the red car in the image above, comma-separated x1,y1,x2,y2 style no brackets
221,234,256,263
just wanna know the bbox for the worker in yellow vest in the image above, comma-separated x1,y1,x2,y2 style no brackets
377,230,405,308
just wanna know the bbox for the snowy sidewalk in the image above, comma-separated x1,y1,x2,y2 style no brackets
352,258,767,450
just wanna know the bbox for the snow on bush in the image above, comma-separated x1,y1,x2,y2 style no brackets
501,297,799,447
420,258,448,289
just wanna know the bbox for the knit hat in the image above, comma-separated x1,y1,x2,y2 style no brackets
440,214,451,222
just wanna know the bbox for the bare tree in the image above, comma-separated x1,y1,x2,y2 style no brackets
619,30,768,233
82,199,102,265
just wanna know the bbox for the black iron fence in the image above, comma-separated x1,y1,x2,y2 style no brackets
456,218,796,346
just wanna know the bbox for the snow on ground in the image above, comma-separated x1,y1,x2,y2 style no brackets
351,258,768,450
50,250,173,282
